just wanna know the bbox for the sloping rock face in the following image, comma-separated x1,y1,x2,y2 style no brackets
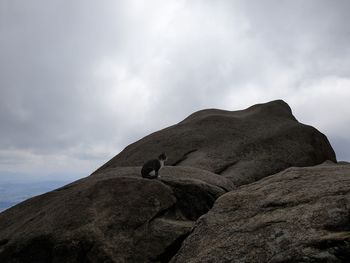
0,167,233,263
0,100,340,263
95,100,336,186
171,162,350,263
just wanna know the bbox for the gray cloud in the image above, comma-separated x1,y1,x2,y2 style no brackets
1,0,349,180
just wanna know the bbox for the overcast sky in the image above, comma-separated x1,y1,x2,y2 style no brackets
1,0,349,182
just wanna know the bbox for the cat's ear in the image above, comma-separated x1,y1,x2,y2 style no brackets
159,152,167,160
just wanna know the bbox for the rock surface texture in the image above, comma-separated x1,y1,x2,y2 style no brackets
0,100,342,263
172,162,350,263
95,100,336,186
0,167,232,262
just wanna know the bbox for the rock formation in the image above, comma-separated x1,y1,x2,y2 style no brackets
0,167,232,262
94,100,336,186
172,162,350,262
0,100,344,263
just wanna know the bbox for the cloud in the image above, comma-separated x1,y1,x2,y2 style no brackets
289,76,350,160
0,0,349,180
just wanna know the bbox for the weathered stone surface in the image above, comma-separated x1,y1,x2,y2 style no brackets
0,100,341,263
94,100,336,186
171,162,350,263
0,166,229,262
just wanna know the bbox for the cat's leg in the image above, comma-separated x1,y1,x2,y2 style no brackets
145,170,158,179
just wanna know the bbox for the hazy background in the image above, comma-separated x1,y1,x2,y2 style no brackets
1,0,349,194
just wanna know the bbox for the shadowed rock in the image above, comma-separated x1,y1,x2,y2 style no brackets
0,167,231,262
94,100,336,186
171,162,350,263
0,100,340,262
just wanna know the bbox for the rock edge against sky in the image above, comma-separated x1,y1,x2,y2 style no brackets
0,100,346,263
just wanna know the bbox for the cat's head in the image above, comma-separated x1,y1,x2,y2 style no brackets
158,152,167,161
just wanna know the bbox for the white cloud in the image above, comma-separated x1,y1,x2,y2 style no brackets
1,0,350,180
290,76,350,135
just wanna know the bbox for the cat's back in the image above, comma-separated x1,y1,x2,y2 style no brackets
142,159,160,170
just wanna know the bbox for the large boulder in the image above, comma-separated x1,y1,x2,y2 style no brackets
0,100,340,263
171,162,350,263
94,100,336,186
0,166,232,263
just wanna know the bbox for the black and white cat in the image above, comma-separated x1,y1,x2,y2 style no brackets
141,153,167,179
